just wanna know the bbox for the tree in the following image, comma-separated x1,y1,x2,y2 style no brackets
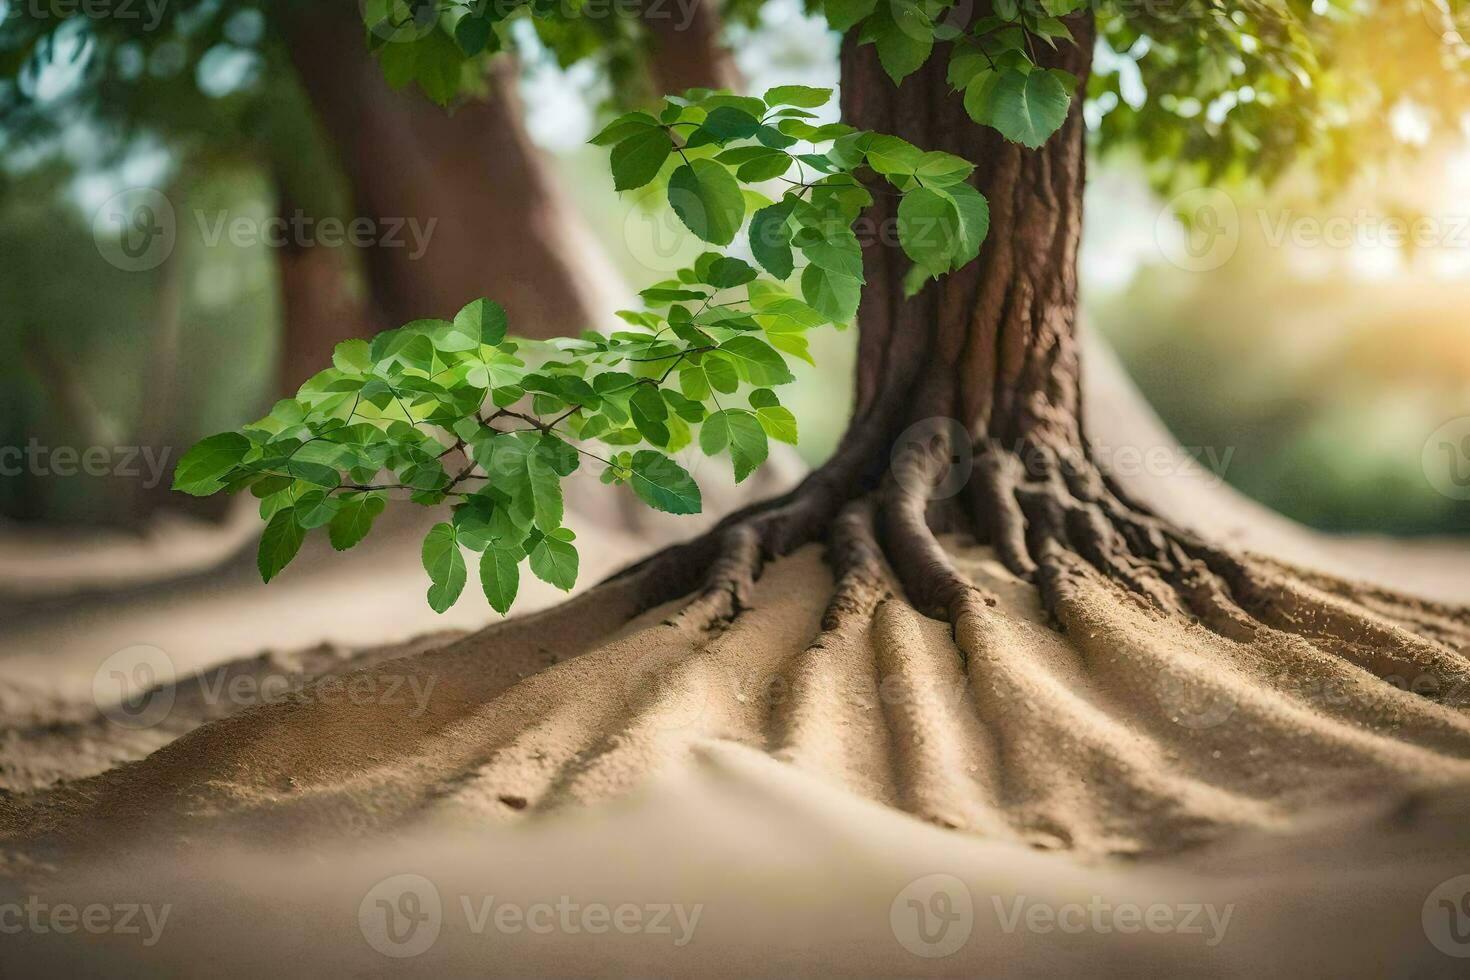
8,0,1470,851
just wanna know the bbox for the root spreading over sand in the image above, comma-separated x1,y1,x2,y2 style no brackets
5,530,1468,862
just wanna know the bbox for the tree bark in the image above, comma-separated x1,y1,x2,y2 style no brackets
272,172,379,392
278,4,626,344
839,14,1092,466
641,0,742,94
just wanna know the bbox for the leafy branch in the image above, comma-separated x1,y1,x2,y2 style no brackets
171,78,1060,613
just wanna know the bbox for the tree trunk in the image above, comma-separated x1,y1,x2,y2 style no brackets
641,0,742,94
278,4,626,342
272,172,379,392
840,21,1089,458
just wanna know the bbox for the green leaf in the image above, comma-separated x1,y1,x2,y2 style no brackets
870,0,935,84
258,508,305,583
668,159,746,246
750,200,797,279
898,186,963,280
611,125,674,191
454,13,496,56
629,385,671,446
591,112,660,146
480,548,520,615
914,151,975,186
800,264,863,324
795,224,865,279
750,389,799,445
295,491,340,529
864,134,923,177
529,535,579,591
715,146,792,182
700,106,761,141
825,0,878,32
454,298,508,348
704,352,741,393
527,451,564,532
700,409,768,483
173,432,251,496
332,339,372,374
962,66,1005,127
329,492,386,551
703,256,759,288
719,336,796,386
763,84,833,108
990,68,1074,149
628,450,702,514
945,182,991,268
422,522,468,613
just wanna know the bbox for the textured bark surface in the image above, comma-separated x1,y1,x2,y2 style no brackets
280,3,625,341
841,17,1092,457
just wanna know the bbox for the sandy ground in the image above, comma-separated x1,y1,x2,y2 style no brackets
2,339,1469,976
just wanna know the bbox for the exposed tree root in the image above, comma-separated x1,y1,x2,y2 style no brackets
5,424,1470,862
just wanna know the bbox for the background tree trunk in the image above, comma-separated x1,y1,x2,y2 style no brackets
641,0,742,93
278,4,627,348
